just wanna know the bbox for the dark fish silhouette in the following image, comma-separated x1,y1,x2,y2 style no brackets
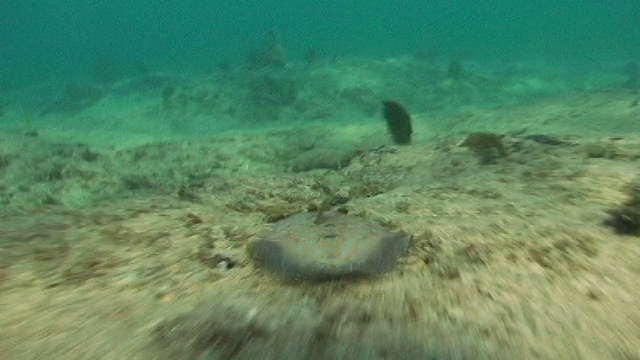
382,100,413,145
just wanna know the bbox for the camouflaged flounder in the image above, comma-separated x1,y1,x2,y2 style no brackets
248,210,410,281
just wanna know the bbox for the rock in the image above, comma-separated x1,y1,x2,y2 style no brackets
290,148,356,172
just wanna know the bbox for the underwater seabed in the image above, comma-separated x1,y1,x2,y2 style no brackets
0,57,639,359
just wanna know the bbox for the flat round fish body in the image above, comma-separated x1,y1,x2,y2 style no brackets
248,210,410,281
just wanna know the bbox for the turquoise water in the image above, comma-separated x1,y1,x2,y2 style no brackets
1,0,638,86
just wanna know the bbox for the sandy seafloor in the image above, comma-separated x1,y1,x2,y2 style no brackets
0,56,639,359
